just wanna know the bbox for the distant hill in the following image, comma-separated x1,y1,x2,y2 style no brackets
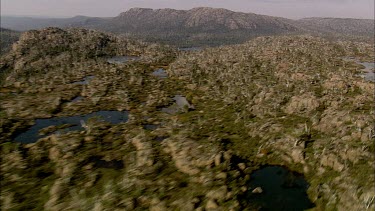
296,17,374,37
0,16,107,31
108,8,298,33
1,8,374,46
92,7,300,46
0,28,20,55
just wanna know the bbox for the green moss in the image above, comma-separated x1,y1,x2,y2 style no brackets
1,142,19,154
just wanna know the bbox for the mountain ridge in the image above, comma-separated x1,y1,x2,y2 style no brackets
1,7,373,47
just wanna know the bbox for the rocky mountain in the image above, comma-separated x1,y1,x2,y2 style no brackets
1,8,300,46
2,8,373,46
109,7,297,33
101,7,300,46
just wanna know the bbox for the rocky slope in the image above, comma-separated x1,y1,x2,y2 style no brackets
1,28,374,210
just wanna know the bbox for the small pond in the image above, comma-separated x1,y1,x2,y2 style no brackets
86,156,124,170
343,58,374,82
71,96,84,102
143,124,160,130
152,68,168,79
72,76,94,85
246,166,314,211
107,56,140,64
14,111,129,144
357,62,375,82
161,95,194,114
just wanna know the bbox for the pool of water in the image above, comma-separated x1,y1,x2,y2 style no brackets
72,76,94,85
245,166,314,211
152,68,168,79
86,156,124,169
161,95,194,114
71,96,84,102
14,111,129,144
143,124,159,130
343,58,374,82
107,56,140,64
358,62,375,82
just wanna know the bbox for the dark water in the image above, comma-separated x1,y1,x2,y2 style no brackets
246,166,314,211
72,76,94,85
152,68,168,79
143,124,159,130
14,111,129,144
86,156,124,169
107,56,140,64
71,96,84,102
154,136,168,141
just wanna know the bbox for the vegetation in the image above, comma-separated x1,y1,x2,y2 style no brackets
0,27,374,210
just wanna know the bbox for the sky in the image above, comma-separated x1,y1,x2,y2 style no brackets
1,0,374,19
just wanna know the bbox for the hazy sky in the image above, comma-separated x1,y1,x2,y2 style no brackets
1,0,374,19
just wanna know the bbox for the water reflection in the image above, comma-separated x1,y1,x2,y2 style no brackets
72,76,94,85
14,111,129,144
343,58,374,82
152,68,168,79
